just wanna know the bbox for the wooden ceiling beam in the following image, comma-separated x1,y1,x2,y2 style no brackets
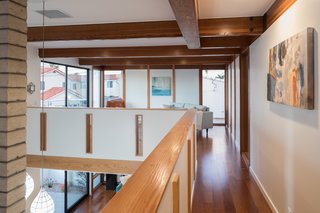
168,0,200,48
200,36,254,48
79,56,232,66
28,21,181,42
27,17,264,42
96,64,226,70
200,17,263,36
38,46,241,58
264,0,297,29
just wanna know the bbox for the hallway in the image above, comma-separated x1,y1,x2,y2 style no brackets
192,127,271,213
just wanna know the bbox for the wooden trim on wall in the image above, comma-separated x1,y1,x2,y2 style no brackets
86,113,93,154
172,65,176,103
229,64,233,134
172,174,180,213
100,67,104,107
40,112,47,151
135,114,143,156
27,155,142,174
199,67,203,105
123,67,126,107
147,65,150,109
225,67,229,128
234,59,237,142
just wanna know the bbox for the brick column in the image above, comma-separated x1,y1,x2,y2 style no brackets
0,0,27,212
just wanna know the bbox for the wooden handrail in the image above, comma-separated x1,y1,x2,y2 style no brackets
101,109,196,212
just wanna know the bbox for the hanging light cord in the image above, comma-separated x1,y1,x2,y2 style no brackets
40,0,45,188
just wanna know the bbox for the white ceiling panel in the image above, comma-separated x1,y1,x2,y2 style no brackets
27,0,176,26
198,0,276,18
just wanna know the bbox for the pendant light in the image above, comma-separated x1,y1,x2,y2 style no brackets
25,173,35,199
30,0,55,212
30,189,55,213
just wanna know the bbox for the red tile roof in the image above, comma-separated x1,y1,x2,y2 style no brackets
41,87,64,100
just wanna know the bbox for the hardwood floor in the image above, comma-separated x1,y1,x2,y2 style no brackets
192,127,271,213
71,185,115,213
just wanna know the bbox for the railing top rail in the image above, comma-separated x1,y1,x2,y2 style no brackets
101,109,196,213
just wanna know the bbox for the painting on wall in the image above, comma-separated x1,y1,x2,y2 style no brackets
267,28,314,109
152,77,171,96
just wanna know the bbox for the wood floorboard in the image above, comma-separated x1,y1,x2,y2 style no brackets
192,127,271,213
71,185,115,213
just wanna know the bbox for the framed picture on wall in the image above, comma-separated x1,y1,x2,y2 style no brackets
152,77,172,96
267,28,315,109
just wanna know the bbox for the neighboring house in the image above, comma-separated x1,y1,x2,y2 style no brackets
104,74,122,102
40,66,87,107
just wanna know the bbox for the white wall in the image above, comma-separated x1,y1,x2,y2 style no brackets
126,69,148,108
176,69,199,105
249,0,320,212
27,44,41,106
150,69,173,108
27,108,185,162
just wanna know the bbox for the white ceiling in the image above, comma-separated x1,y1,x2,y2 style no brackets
27,0,176,26
27,0,275,50
199,0,275,19
27,0,275,27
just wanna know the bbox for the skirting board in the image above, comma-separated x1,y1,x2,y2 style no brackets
249,167,278,213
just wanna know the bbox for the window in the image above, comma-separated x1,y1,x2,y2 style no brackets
202,70,225,124
67,67,88,107
92,69,101,107
106,80,113,88
42,169,89,212
40,81,45,90
104,70,123,106
40,62,66,107
40,61,89,108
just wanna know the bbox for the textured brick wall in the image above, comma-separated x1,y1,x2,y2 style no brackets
0,0,27,212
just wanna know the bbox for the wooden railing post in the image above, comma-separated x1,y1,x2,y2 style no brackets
172,173,180,213
187,139,191,213
192,123,196,180
40,112,47,151
86,113,93,153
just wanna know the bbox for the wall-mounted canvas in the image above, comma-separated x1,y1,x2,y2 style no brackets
152,77,171,96
267,28,314,109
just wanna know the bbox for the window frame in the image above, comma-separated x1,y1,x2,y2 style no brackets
41,60,90,108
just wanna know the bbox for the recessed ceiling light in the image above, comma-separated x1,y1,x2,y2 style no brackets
35,10,72,19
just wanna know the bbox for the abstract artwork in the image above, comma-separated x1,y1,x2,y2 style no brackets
152,77,171,96
267,28,314,109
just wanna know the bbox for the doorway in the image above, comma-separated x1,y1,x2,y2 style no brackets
202,70,225,125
